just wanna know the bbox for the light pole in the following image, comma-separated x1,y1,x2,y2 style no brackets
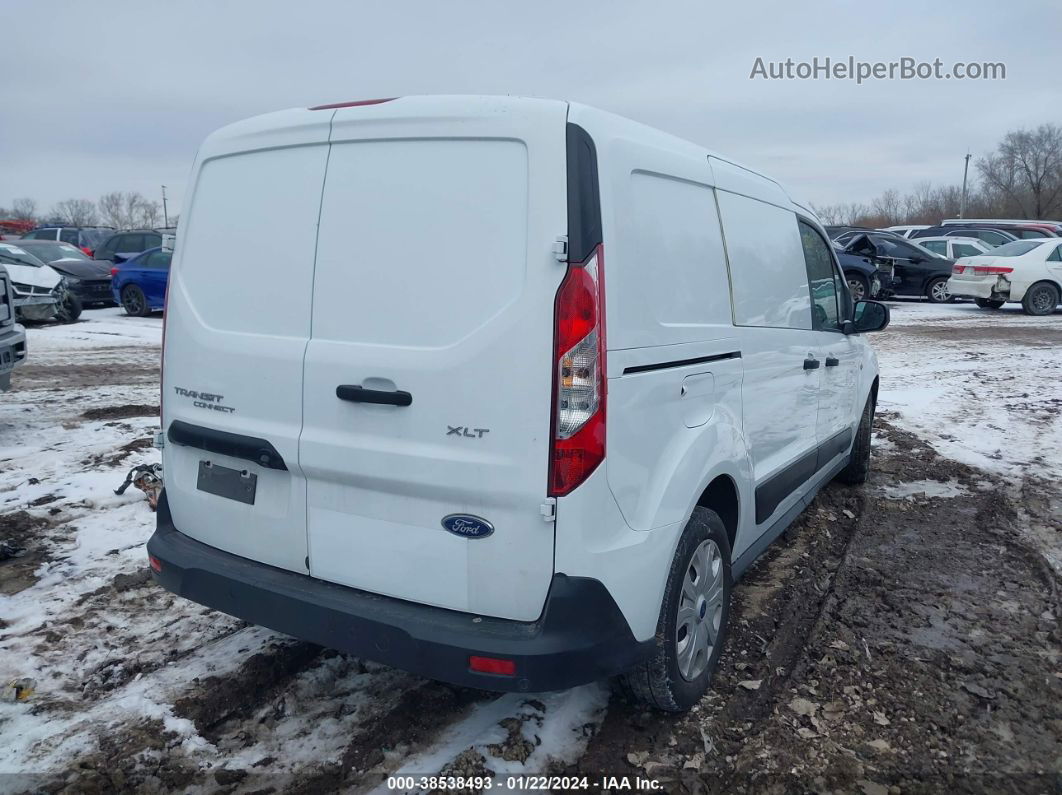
959,153,971,219
161,185,169,227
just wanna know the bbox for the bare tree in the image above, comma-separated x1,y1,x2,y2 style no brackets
138,200,162,228
870,189,903,226
11,198,37,224
97,191,127,228
51,199,99,226
977,124,1062,219
97,191,161,229
810,203,846,225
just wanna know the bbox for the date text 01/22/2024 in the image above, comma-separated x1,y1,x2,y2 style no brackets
386,775,664,791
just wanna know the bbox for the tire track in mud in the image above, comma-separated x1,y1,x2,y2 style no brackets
172,640,325,739
287,680,495,793
568,418,1061,793
12,352,160,391
568,463,867,790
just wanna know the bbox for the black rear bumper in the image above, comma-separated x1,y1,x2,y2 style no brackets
147,491,652,692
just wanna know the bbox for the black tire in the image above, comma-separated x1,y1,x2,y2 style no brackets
623,507,732,712
974,298,1005,309
1021,281,1060,316
837,393,875,485
121,285,150,317
845,272,869,302
56,293,82,324
926,276,951,304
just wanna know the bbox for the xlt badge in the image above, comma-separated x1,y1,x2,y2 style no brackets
447,425,489,438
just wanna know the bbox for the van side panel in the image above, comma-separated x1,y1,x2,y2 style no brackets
603,162,744,530
555,107,752,640
714,190,822,543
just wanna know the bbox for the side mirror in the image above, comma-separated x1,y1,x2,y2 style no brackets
844,300,890,334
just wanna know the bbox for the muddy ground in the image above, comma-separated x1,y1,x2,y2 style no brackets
1,306,1059,794
568,417,1060,794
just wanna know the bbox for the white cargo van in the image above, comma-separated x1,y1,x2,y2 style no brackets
148,96,888,711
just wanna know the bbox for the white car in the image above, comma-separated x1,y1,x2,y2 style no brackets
879,224,930,238
0,242,67,322
915,236,992,261
147,96,888,712
948,238,1062,315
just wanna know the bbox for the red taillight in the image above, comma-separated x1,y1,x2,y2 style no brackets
549,245,606,497
308,97,396,110
469,655,516,676
972,266,1014,275
952,264,966,274
110,267,118,277
148,554,162,573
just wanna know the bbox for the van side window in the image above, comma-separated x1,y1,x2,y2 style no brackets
798,221,842,331
716,191,811,329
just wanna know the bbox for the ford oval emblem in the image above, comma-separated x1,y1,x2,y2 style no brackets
441,514,494,539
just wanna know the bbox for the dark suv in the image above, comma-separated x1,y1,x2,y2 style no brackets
93,230,164,263
910,226,1019,247
21,226,112,256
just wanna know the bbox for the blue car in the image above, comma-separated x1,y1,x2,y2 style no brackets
111,246,171,316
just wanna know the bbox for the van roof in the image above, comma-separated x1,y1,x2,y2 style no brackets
201,95,809,221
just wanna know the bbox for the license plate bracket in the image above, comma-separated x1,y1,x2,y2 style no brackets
197,460,257,505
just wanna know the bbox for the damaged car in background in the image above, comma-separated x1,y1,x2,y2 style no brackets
0,242,82,323
948,238,1062,315
833,242,894,301
11,239,116,308
842,231,955,302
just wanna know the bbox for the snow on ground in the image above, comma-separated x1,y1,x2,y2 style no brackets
872,301,1062,482
0,310,610,785
0,300,1059,787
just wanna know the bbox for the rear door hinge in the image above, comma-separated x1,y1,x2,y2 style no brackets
540,497,556,522
552,236,568,263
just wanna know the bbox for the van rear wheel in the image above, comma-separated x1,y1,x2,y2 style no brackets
837,394,875,485
623,507,732,712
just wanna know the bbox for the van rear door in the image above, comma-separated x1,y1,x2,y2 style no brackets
162,110,331,574
299,98,569,621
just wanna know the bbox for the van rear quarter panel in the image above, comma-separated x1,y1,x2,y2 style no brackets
556,107,753,639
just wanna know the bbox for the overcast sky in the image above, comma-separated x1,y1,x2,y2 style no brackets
2,0,1059,216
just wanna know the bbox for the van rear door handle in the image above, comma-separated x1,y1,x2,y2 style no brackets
803,358,820,370
825,356,840,367
336,385,412,406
